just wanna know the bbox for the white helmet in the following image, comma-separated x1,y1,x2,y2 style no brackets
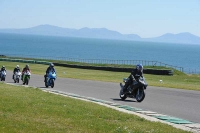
50,63,54,67
16,65,19,68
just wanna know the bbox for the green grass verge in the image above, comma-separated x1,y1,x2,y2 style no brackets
0,83,190,133
6,56,175,70
0,61,200,91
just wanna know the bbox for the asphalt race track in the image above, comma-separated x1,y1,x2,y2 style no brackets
3,71,200,123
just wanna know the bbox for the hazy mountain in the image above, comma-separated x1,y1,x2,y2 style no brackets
148,32,200,44
0,24,141,40
0,24,200,44
0,25,77,36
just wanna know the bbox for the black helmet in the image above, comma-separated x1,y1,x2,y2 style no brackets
136,64,143,72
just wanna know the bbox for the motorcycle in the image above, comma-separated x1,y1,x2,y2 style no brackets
14,71,21,83
0,70,6,81
119,76,148,102
45,71,56,88
22,70,31,85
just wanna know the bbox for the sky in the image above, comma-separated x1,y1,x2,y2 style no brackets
0,0,200,38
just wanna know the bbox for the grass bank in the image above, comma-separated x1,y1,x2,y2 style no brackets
0,61,200,91
0,83,190,133
6,56,175,70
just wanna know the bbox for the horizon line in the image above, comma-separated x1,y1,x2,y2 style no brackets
0,24,199,38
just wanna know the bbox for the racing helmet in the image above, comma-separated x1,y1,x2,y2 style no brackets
50,63,54,67
25,64,29,69
136,64,143,72
16,65,19,68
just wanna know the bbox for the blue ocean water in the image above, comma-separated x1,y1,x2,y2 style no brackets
0,33,199,73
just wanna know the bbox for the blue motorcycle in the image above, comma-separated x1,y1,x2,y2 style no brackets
45,71,56,88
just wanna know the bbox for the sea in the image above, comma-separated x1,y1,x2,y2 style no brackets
0,33,199,74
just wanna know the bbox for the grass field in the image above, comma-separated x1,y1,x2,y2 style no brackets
0,83,190,133
1,61,200,91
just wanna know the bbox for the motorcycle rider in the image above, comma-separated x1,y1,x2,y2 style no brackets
0,65,6,72
0,65,6,76
13,65,20,79
21,64,31,80
44,63,56,82
122,64,143,93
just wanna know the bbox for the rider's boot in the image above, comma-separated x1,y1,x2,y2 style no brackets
123,83,128,93
44,75,46,82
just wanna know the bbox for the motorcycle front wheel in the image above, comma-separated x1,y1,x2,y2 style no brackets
45,82,48,88
1,77,5,81
26,78,29,85
51,79,54,88
119,90,127,100
136,89,145,102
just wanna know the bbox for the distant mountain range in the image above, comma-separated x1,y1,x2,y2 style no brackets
0,24,200,44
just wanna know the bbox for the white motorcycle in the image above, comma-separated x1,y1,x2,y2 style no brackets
0,70,6,81
14,71,21,83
